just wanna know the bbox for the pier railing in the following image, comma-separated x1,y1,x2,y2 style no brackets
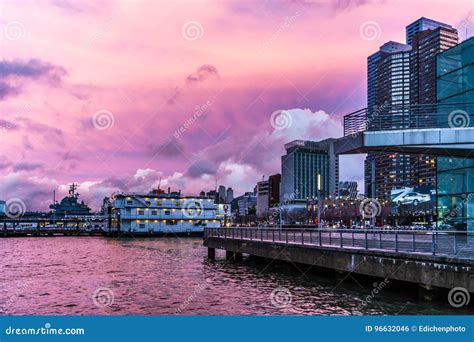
343,102,474,136
204,228,473,259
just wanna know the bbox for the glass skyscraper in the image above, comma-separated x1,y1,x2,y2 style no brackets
436,37,474,232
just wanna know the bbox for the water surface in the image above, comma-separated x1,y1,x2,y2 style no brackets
0,237,468,315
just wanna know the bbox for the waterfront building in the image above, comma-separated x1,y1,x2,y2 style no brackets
338,181,358,200
281,139,339,201
436,37,474,232
108,191,223,234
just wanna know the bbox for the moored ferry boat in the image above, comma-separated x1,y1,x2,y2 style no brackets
107,189,225,236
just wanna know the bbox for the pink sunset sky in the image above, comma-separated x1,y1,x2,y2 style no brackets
0,0,473,210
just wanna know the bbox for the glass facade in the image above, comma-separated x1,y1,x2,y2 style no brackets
437,37,474,105
436,37,474,232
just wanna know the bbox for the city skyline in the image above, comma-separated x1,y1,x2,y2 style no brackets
1,1,473,210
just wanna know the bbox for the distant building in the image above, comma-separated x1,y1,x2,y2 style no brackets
218,185,226,204
205,190,217,202
226,187,234,204
256,180,269,218
0,200,5,216
338,181,358,200
199,191,206,197
268,173,281,206
281,139,339,200
236,192,257,217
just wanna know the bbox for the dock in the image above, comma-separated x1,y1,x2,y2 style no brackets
204,227,474,295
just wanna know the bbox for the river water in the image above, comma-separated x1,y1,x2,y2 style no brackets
0,237,468,315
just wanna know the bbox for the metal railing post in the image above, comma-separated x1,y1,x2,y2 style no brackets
272,229,275,242
365,230,368,250
310,230,312,244
319,229,322,246
329,231,332,245
340,230,343,248
431,232,436,256
454,234,458,255
286,230,288,243
395,231,398,252
261,229,263,241
301,231,304,245
412,233,415,252
352,231,354,247
379,231,382,249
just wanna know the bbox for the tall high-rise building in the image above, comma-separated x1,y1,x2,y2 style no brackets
409,23,458,187
365,18,458,200
367,41,411,112
406,17,452,46
281,139,339,200
365,41,412,200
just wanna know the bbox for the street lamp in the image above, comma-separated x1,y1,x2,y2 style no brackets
317,173,321,230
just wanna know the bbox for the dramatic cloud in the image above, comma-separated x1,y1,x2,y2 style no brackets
186,65,219,84
13,162,43,172
0,0,469,210
0,59,66,84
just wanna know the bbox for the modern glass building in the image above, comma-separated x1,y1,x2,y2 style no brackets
436,37,474,232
